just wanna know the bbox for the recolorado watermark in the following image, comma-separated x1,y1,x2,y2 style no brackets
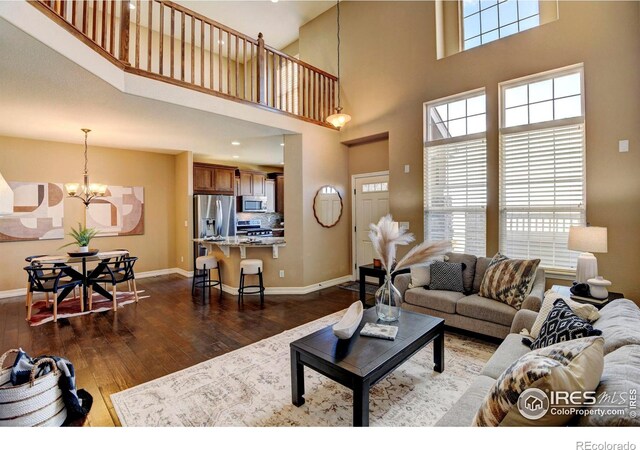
576,443,637,450
517,387,637,420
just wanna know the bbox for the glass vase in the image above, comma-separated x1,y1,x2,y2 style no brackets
375,275,402,322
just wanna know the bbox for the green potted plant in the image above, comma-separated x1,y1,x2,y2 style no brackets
60,223,100,253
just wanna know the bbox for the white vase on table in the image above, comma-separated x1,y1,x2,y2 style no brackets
78,246,89,253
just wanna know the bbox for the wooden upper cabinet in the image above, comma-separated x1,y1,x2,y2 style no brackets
275,175,284,214
193,163,237,194
237,170,267,197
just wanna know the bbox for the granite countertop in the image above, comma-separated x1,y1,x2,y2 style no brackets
195,237,286,247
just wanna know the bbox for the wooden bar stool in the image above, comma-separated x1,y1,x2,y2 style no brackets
193,254,222,302
238,259,264,306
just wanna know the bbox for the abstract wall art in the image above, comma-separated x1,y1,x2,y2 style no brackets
86,186,144,237
0,182,65,242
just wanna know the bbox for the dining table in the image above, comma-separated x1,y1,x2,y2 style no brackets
30,250,129,310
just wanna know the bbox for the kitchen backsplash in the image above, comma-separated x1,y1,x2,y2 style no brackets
237,212,284,229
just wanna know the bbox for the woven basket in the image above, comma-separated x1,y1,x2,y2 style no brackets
0,350,67,427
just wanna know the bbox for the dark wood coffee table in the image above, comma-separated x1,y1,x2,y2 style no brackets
290,308,445,426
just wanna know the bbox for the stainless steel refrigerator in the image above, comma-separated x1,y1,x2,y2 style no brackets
194,194,237,238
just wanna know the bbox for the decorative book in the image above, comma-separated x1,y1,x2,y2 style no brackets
360,323,399,341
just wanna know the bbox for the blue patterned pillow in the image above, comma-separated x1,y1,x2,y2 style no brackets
428,261,465,293
526,299,602,350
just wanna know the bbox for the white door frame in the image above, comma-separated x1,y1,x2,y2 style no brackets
351,170,390,279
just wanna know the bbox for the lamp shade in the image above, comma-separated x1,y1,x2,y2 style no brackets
0,172,14,216
568,226,608,253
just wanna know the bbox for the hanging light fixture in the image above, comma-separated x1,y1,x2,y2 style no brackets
65,129,107,207
326,0,351,129
0,170,14,216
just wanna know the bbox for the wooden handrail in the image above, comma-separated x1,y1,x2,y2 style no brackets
28,0,339,129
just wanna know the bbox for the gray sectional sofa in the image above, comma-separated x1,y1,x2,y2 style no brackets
437,298,640,426
394,253,545,339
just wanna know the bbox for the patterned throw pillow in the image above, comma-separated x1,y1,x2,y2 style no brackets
478,253,540,310
527,299,602,350
473,336,605,427
528,290,600,338
428,261,464,293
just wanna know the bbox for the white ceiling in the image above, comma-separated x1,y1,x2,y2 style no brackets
179,1,335,50
0,18,288,165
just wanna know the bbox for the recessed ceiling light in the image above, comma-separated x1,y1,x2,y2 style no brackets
232,155,240,159
280,143,285,147
231,141,240,146
271,0,279,3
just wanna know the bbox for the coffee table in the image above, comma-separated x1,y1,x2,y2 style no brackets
290,308,445,426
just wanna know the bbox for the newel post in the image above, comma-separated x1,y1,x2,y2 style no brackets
119,0,131,65
256,32,266,105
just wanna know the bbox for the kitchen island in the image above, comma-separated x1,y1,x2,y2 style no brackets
195,237,286,259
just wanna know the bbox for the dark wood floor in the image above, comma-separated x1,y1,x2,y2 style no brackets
0,275,359,426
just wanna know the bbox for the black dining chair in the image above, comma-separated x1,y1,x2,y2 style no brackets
87,257,139,311
24,255,79,307
24,263,83,322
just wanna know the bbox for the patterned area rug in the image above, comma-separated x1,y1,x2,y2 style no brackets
111,311,498,426
28,290,149,326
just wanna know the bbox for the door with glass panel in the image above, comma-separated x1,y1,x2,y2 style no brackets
354,174,389,279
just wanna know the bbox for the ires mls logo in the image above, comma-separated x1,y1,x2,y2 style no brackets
518,388,550,420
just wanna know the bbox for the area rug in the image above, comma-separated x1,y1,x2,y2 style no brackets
111,311,498,426
338,281,378,295
28,290,149,326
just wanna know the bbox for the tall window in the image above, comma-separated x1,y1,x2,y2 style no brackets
279,56,299,115
499,64,585,271
424,89,487,256
462,0,540,50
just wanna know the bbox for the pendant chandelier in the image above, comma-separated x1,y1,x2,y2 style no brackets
326,0,351,129
64,129,107,207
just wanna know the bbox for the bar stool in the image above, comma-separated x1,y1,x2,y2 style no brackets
192,254,222,302
238,259,264,306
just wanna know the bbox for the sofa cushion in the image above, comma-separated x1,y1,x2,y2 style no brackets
474,336,604,427
578,344,640,426
472,256,491,294
529,290,600,338
479,253,540,310
428,261,465,293
446,253,477,293
408,255,446,288
594,299,640,355
527,299,602,350
481,334,531,379
404,288,463,314
435,375,496,427
456,294,518,327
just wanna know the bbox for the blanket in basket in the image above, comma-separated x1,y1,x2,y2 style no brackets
11,350,93,423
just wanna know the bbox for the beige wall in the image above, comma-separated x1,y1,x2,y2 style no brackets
0,135,177,291
174,151,193,271
299,1,640,302
348,139,389,176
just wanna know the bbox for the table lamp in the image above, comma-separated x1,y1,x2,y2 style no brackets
568,226,607,283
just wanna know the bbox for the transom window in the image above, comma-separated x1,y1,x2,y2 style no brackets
462,0,540,50
427,91,486,140
503,71,582,128
362,182,388,193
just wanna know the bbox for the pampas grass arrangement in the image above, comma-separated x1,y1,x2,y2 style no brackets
369,214,450,277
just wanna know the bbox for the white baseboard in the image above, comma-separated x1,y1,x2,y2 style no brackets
0,270,353,300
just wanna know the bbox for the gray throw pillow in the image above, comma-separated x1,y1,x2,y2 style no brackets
428,261,464,293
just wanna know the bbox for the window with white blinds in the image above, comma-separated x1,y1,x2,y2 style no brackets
279,57,299,115
499,65,586,270
424,90,487,256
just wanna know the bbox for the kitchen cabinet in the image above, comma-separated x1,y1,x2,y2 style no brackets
234,176,240,197
237,170,267,196
265,179,275,213
274,174,284,214
193,163,237,194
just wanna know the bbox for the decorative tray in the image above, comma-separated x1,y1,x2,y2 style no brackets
67,249,99,257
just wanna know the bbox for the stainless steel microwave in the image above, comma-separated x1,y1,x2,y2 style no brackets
240,196,268,213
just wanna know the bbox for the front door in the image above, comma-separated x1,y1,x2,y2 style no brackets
354,174,389,280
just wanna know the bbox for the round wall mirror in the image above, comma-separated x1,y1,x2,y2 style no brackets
313,185,343,228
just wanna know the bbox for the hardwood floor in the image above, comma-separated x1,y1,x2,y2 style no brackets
0,274,359,426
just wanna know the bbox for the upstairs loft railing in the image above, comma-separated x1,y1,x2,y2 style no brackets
30,0,338,128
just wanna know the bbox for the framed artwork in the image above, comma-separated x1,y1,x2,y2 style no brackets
0,182,64,242
86,186,144,237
